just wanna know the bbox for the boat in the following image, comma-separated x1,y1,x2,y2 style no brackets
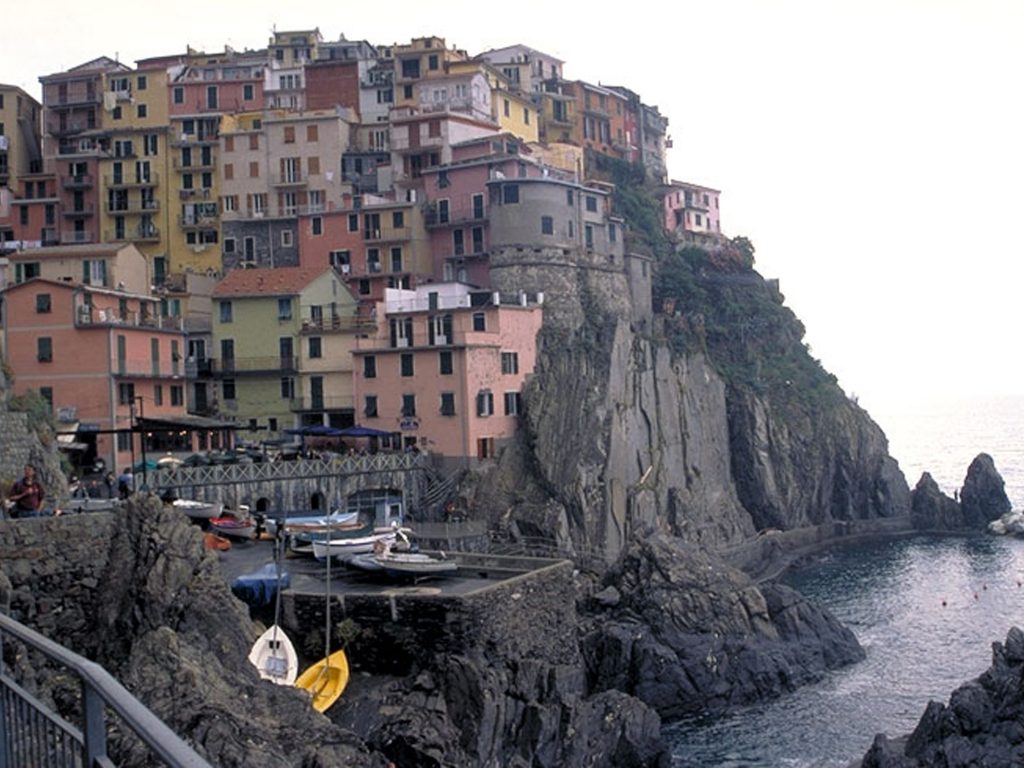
377,549,459,579
309,525,398,560
295,648,349,712
210,514,257,539
264,510,357,537
172,499,224,520
248,624,299,686
203,532,232,551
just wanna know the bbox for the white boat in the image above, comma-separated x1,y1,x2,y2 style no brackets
268,510,358,537
310,526,398,560
172,499,224,520
248,624,298,686
210,515,257,539
377,549,459,578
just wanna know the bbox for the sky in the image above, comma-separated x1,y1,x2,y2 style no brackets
5,0,1024,415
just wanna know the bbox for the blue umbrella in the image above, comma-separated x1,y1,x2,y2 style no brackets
337,425,392,438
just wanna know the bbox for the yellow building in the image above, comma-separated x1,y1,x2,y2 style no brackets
96,67,173,283
393,37,468,108
0,85,43,193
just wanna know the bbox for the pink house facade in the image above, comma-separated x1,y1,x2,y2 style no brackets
663,180,721,236
352,283,542,464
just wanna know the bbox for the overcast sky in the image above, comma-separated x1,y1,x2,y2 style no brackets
6,0,1023,414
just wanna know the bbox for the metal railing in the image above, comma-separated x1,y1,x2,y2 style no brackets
0,612,210,767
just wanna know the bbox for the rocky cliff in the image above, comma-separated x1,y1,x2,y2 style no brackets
910,453,1011,531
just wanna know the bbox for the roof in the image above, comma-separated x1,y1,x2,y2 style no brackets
667,180,722,194
212,266,330,298
9,242,137,261
1,277,155,302
476,44,564,65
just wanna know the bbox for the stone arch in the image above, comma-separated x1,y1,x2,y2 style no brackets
255,497,271,513
310,491,326,512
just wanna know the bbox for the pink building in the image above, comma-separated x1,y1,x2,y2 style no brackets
663,181,721,236
419,134,559,286
352,283,542,464
0,278,204,473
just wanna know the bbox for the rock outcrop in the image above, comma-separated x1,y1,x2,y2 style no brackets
861,627,1024,767
960,453,1012,529
911,454,1011,531
581,534,864,718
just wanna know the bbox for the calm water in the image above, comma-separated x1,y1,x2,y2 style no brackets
668,395,1024,766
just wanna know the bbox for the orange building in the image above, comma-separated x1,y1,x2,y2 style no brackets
1,278,194,472
352,283,542,464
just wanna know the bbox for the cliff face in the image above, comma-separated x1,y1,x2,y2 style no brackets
483,246,909,563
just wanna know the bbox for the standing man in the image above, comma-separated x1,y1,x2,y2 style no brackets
7,465,45,518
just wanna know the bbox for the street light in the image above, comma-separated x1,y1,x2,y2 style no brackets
129,395,147,491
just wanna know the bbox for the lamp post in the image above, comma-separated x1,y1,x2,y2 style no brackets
134,395,147,490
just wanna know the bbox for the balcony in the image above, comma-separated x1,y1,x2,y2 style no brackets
41,228,59,246
270,173,306,188
424,207,487,229
105,172,160,188
299,315,377,334
289,395,351,412
51,92,102,107
62,174,94,190
177,214,219,229
103,225,161,243
173,158,216,171
210,356,298,376
76,306,183,332
61,230,94,244
62,204,95,218
170,133,219,148
184,358,213,378
118,200,161,214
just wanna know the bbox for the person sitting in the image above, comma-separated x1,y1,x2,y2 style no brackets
7,465,46,518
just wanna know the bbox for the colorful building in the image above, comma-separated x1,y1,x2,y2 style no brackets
210,265,358,441
0,84,43,195
1,277,189,472
352,283,542,463
663,181,721,236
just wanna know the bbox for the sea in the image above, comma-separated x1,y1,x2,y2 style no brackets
667,394,1024,766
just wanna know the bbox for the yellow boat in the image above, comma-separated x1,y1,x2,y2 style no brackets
295,649,349,713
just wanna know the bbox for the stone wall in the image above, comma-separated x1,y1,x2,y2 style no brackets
0,411,32,488
282,560,578,673
0,513,117,641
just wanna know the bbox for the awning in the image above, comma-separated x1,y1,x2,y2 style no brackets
139,414,238,430
284,425,344,437
337,425,393,438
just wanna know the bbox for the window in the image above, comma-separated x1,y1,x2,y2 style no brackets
476,390,494,417
586,196,598,213
283,126,295,144
477,437,495,459
392,211,404,228
307,157,320,175
358,279,370,295
440,392,455,416
37,337,53,362
268,417,278,432
112,106,122,120
504,391,522,416
173,87,184,104
453,229,464,256
471,227,483,253
249,161,259,178
117,432,131,451
501,352,519,375
348,213,359,232
243,237,256,261
400,353,414,377
40,387,53,412
502,184,519,204
280,377,294,399
243,84,254,101
223,195,238,212
222,380,236,400
137,104,148,118
169,385,183,406
137,75,147,90
35,294,51,313
223,163,234,180
428,54,439,70
118,382,135,405
277,298,293,320
311,217,322,236
249,134,259,150
281,230,293,248
364,395,378,418
503,99,510,117
219,301,233,322
439,350,453,375
472,312,486,331
401,394,416,417
390,247,403,273
472,193,484,219
308,337,322,358
403,84,413,99
306,125,318,142
609,223,617,243
153,385,163,406
585,224,594,249
363,356,376,379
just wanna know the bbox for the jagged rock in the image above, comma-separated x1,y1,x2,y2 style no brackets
582,534,864,717
859,627,1024,767
910,473,963,530
960,453,1011,530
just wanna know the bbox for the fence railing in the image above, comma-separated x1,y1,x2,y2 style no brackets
0,611,210,767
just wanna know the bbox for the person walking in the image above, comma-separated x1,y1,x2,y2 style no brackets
7,465,46,518
117,467,134,499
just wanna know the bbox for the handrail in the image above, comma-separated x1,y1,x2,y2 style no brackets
0,612,210,767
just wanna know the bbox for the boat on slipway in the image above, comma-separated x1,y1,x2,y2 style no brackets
295,649,349,712
248,624,299,686
307,523,398,560
172,499,223,520
349,534,458,579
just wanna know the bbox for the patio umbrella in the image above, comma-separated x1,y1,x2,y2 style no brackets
336,425,392,438
284,425,344,437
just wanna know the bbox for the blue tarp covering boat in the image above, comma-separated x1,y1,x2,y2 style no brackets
231,563,290,607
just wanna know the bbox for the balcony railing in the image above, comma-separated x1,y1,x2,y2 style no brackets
61,230,94,244
103,225,161,243
210,356,298,375
178,214,219,228
185,357,214,378
289,395,352,412
61,174,94,189
424,208,487,228
62,204,95,217
51,92,102,107
270,173,306,188
173,157,217,171
170,133,219,147
108,200,161,214
76,306,183,331
299,315,377,333
105,172,160,188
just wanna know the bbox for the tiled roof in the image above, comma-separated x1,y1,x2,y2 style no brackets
212,266,328,298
